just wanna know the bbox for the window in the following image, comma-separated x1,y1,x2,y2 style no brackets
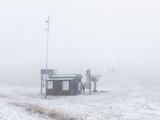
47,81,53,89
62,81,69,90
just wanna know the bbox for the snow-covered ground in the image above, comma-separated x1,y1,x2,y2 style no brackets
0,83,160,120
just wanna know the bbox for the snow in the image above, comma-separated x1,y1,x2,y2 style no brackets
0,83,160,120
0,95,51,120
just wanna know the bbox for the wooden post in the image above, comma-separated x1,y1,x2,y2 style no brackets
93,80,97,92
86,69,92,95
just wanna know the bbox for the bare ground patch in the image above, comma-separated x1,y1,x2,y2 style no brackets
11,102,82,120
0,94,10,99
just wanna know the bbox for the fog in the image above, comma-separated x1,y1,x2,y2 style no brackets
0,0,160,88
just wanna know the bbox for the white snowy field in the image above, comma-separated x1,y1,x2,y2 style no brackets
0,83,160,120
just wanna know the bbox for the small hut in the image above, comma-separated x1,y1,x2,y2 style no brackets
41,71,82,96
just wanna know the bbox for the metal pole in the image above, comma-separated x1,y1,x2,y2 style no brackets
45,16,50,98
40,72,42,94
89,75,91,95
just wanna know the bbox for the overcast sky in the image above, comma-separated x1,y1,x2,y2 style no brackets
0,0,160,87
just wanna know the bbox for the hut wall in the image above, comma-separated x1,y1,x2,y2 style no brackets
46,80,79,96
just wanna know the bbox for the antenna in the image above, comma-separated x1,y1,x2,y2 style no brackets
46,16,49,74
45,16,50,98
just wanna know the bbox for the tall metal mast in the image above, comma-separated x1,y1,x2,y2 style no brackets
45,16,50,98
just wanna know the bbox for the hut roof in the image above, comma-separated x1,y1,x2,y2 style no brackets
47,74,82,81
